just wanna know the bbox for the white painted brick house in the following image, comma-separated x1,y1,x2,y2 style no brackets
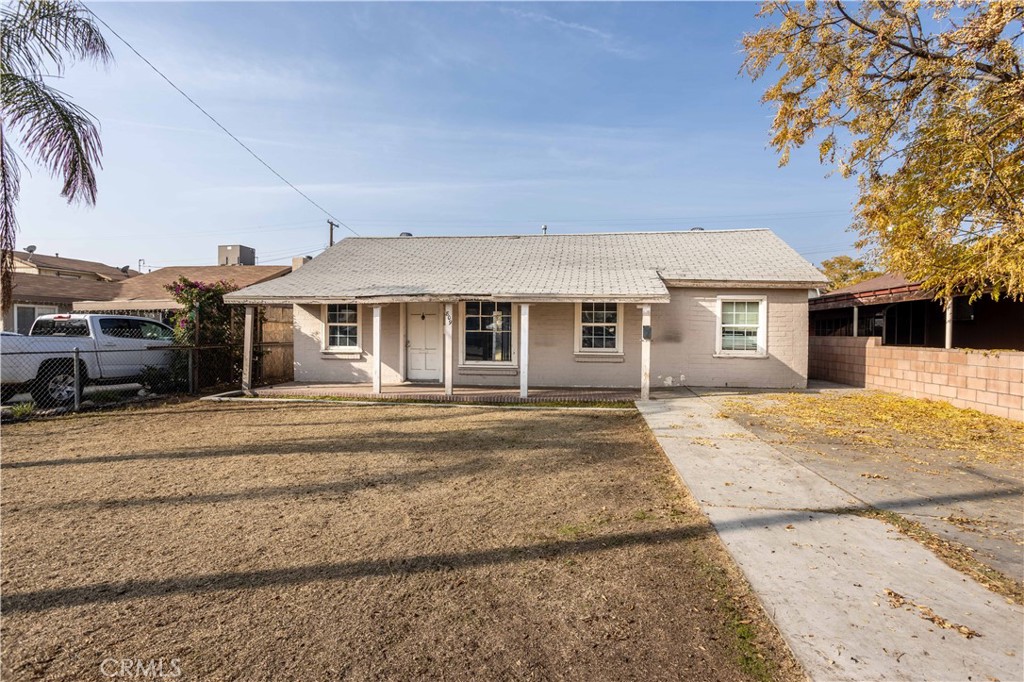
225,229,826,397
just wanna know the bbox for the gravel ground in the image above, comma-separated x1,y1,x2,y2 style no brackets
1,400,800,682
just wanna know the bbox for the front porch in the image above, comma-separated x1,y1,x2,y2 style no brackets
239,300,655,400
253,381,640,404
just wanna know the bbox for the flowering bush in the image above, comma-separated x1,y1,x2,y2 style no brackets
163,277,240,346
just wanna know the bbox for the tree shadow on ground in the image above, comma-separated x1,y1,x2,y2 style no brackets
5,489,1022,615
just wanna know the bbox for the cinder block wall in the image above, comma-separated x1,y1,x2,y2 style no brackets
809,336,1024,421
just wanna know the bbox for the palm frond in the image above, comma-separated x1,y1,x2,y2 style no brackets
1,0,112,79
0,127,22,312
1,72,102,204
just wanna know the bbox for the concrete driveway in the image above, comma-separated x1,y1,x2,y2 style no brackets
639,387,1024,682
698,385,1023,582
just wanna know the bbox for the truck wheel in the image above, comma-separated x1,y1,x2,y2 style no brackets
31,361,84,408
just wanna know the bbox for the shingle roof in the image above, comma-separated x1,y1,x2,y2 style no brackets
10,273,121,305
818,272,914,297
225,229,826,304
14,251,136,281
74,266,291,311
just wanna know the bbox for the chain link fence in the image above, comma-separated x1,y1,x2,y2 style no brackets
1,311,293,416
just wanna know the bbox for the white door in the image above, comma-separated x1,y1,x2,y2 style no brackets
406,303,442,382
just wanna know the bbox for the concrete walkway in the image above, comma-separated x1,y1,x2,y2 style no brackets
638,390,1024,682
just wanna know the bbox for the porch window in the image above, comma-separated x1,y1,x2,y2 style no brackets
324,304,361,350
576,302,623,353
463,302,513,363
716,296,767,357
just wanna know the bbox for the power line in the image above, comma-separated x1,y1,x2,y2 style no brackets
259,244,330,264
84,7,854,271
84,4,360,239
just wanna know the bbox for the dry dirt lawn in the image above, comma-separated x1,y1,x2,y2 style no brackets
1,401,800,682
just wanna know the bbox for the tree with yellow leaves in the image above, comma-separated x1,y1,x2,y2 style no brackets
743,1,1023,302
819,254,882,290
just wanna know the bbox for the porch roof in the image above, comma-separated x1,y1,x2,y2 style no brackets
224,229,826,305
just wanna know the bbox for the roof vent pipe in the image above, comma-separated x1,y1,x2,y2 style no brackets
541,224,548,235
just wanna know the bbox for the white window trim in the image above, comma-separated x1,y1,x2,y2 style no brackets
715,295,768,358
321,303,362,352
574,302,625,355
459,301,518,366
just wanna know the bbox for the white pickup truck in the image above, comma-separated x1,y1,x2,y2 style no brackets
0,314,177,406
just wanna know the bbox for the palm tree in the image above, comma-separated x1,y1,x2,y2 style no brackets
1,0,112,312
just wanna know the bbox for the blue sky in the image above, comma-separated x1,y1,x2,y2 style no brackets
14,1,861,271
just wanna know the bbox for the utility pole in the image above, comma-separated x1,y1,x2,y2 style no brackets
328,219,338,247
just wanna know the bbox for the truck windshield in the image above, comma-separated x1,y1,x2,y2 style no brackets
31,319,90,336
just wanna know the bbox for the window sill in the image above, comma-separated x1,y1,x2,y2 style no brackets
321,350,363,360
713,352,768,359
574,353,625,363
458,364,518,376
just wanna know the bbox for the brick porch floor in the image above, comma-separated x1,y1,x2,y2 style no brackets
254,382,639,404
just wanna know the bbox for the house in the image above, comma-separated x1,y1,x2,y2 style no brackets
224,229,827,398
809,273,1024,350
73,262,295,388
12,250,136,281
2,250,135,334
73,264,292,323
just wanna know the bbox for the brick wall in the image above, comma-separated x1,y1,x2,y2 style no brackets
809,336,1024,421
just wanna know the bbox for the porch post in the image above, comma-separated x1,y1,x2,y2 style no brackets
372,305,382,394
852,306,859,337
398,302,407,381
945,298,954,349
519,304,530,399
640,303,651,401
444,303,454,396
241,305,255,395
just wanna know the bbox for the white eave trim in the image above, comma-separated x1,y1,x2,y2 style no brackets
73,299,185,311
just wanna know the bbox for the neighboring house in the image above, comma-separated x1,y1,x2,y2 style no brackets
2,251,135,334
224,230,827,396
73,265,292,322
74,264,295,387
809,273,1024,350
12,250,136,282
807,273,1023,421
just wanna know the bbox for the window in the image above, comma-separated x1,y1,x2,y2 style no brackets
716,297,767,357
100,317,137,338
883,301,927,346
98,318,174,340
576,302,623,353
463,302,513,363
14,305,57,335
857,309,885,337
30,316,88,337
324,304,360,350
139,320,174,341
811,314,852,337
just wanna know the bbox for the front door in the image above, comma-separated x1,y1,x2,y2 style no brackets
407,303,442,382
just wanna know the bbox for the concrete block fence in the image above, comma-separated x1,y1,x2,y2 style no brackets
809,336,1024,421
